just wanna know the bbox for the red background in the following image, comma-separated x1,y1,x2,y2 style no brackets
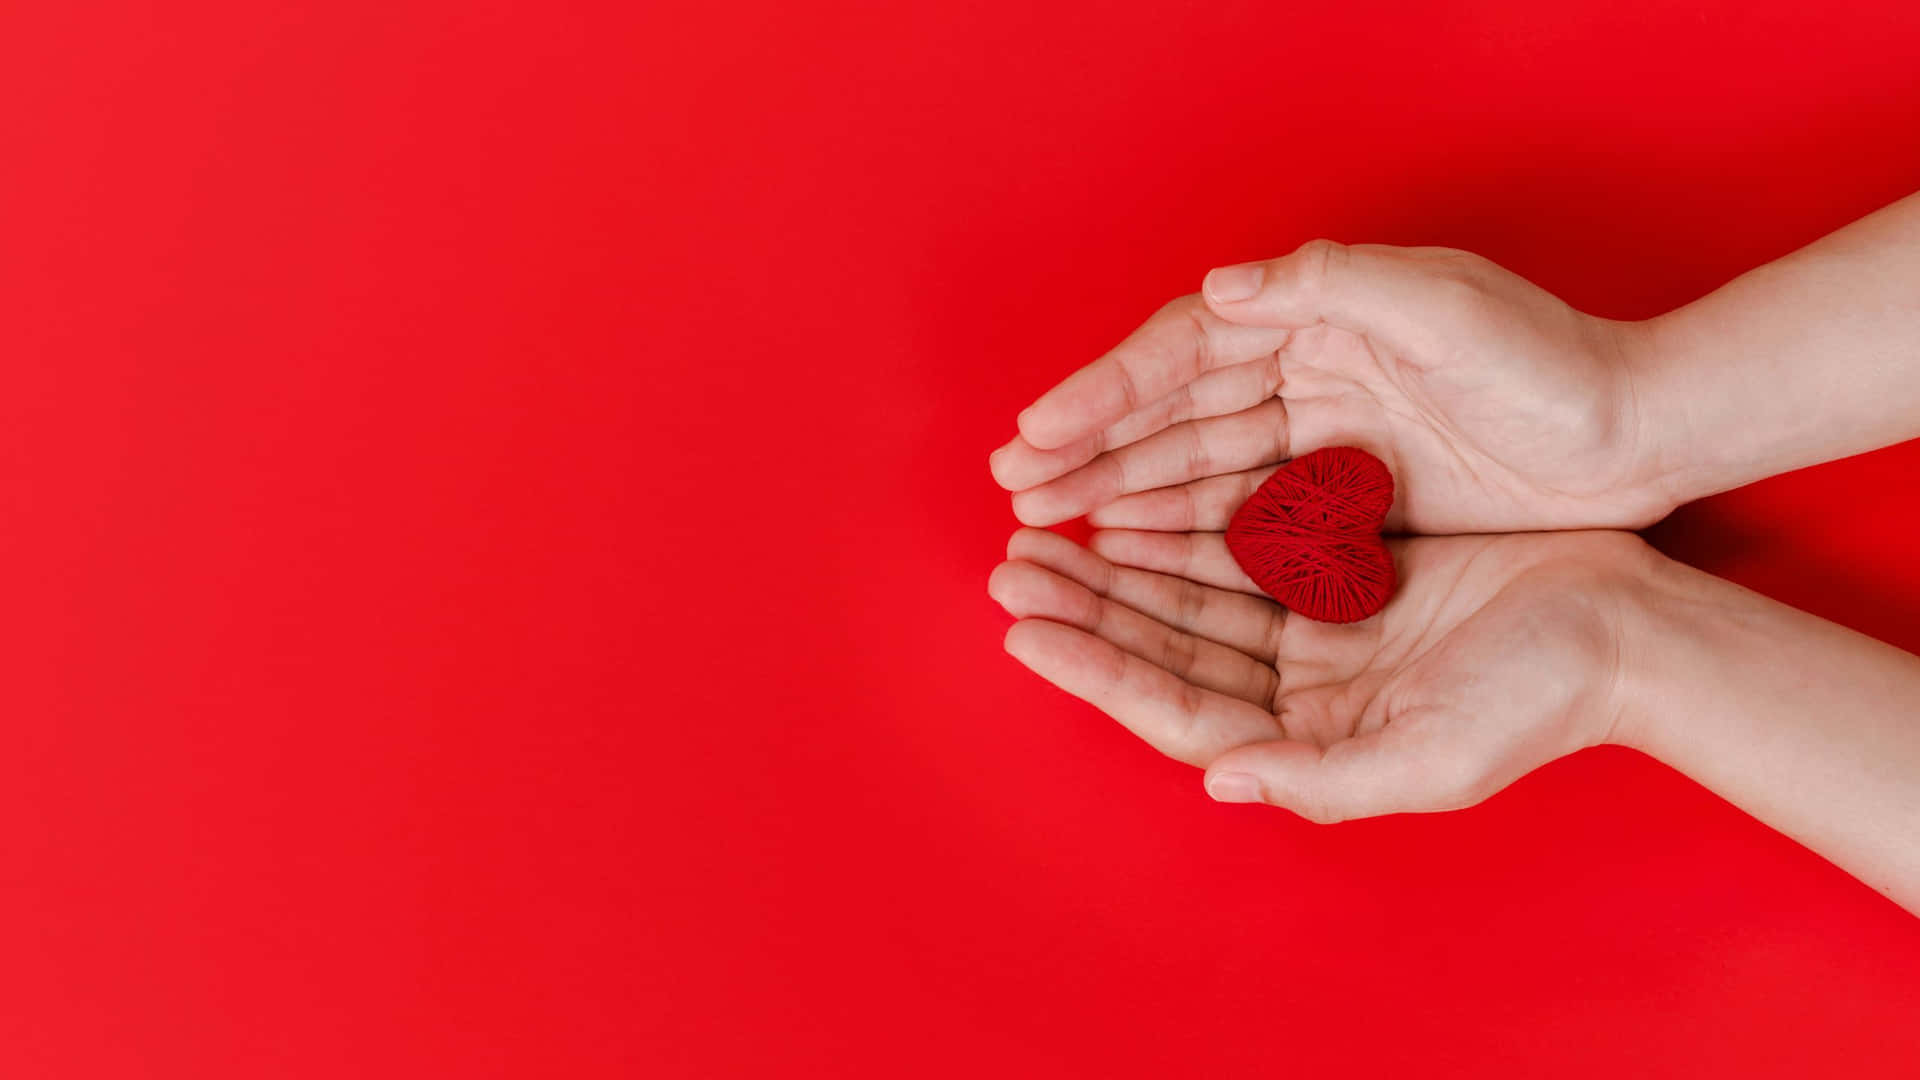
5,1,1920,1075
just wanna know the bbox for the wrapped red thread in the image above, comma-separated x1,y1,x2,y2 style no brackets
1224,446,1396,624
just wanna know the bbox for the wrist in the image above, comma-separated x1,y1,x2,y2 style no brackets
1602,544,1736,757
1608,314,1705,521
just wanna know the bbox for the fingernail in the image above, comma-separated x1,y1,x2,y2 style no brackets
1203,263,1264,303
1205,772,1263,804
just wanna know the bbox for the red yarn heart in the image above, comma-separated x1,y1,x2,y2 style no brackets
1224,446,1396,624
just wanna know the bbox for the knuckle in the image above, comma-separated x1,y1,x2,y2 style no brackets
1154,295,1200,321
1105,447,1132,497
1114,361,1142,413
1096,549,1118,598
1182,306,1215,371
1165,381,1196,426
1290,238,1347,296
1159,631,1198,678
1260,667,1283,714
1176,579,1207,628
1429,269,1488,311
1264,401,1290,461
1256,348,1285,396
1167,682,1211,764
1182,424,1211,477
1265,604,1289,663
1080,587,1109,631
1428,246,1493,278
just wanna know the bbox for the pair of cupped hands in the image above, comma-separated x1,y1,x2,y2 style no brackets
989,240,1691,823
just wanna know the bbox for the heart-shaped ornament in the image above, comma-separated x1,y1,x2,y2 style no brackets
1224,446,1396,624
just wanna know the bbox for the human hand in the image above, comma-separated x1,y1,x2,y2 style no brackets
990,241,1676,534
988,525,1654,821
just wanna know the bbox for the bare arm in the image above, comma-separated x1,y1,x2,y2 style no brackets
1618,557,1920,912
1632,191,1920,504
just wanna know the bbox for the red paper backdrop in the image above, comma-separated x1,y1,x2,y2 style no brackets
4,2,1920,1076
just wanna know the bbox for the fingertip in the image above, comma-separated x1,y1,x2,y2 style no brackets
1209,738,1368,825
1203,770,1266,805
988,437,1025,489
1015,403,1047,445
1086,528,1149,565
991,559,1086,624
1002,618,1046,663
1016,402,1079,452
1005,526,1051,561
1202,262,1266,307
986,560,1023,609
1084,496,1167,532
1010,491,1068,529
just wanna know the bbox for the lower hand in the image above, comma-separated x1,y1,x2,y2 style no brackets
988,525,1655,821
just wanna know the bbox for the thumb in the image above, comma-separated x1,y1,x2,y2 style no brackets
1201,719,1486,824
1200,239,1464,342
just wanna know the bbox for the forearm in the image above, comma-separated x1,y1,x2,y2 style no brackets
1616,556,1920,912
1629,191,1920,505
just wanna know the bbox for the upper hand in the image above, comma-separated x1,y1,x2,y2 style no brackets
990,240,1676,534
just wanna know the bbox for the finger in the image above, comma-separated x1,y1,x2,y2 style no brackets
1200,240,1472,347
1200,710,1487,823
1010,398,1289,527
1016,296,1292,451
1002,619,1282,766
1013,528,1386,689
989,559,1279,708
1089,528,1422,686
1079,388,1402,530
990,353,1285,492
1088,530,1261,595
1006,527,1288,665
1087,467,1278,532
989,431,1106,498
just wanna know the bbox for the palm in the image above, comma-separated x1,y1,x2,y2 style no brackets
1274,318,1650,532
991,246,1669,535
989,526,1640,820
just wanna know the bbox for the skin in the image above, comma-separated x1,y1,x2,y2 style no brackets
990,242,1675,535
989,191,1920,913
989,527,1643,814
991,194,1920,534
